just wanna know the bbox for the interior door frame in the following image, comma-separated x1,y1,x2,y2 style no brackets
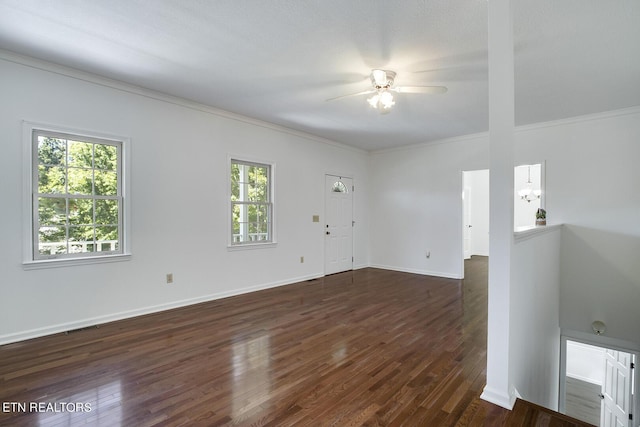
324,172,354,276
463,185,472,260
460,169,490,279
559,331,639,426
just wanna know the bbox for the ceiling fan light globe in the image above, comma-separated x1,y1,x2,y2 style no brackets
380,90,393,102
380,91,394,108
367,94,380,108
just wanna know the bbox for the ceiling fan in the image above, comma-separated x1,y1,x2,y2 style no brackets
327,69,447,112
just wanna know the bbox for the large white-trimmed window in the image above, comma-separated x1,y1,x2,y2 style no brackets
27,126,128,264
230,159,273,246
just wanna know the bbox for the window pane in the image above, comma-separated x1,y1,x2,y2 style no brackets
249,221,269,240
231,163,240,199
95,170,118,196
258,204,269,223
332,181,348,193
94,144,117,170
248,166,268,202
38,136,66,166
38,197,66,225
68,168,93,194
96,226,118,251
248,204,258,223
249,185,263,202
67,140,93,168
95,199,119,225
38,165,66,194
232,203,241,235
69,226,94,253
68,199,93,225
38,226,66,255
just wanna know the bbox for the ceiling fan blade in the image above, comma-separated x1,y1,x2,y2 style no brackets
392,86,448,94
325,89,376,102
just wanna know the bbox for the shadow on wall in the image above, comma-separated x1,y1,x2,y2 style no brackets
560,225,640,344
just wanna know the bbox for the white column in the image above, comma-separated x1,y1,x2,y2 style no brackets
481,0,516,410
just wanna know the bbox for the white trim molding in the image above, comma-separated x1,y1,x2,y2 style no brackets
368,263,463,280
481,385,517,410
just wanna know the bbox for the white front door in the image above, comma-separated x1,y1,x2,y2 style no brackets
324,175,353,275
601,349,632,427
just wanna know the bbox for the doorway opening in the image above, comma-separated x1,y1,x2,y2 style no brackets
560,337,638,427
462,170,489,278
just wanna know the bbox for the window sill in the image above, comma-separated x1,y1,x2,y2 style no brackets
23,253,132,270
227,242,277,251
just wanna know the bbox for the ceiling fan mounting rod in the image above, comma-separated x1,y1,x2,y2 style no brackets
371,69,396,90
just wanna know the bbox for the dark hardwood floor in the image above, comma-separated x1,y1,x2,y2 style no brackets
0,257,592,426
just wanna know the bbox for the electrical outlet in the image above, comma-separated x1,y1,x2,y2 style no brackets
166,273,174,284
300,256,304,263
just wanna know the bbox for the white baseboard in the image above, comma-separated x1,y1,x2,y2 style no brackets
368,263,463,280
480,385,516,410
566,373,602,387
0,272,324,346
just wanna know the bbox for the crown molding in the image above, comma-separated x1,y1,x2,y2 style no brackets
516,105,640,134
0,49,366,155
371,131,489,155
372,104,640,155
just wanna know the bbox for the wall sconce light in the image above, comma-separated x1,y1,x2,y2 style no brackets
591,320,606,335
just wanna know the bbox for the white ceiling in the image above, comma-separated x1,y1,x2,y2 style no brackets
1,0,639,151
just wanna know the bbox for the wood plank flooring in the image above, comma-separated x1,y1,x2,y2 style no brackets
0,257,590,426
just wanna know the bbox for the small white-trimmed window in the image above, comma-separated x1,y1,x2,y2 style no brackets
26,126,129,265
230,159,273,246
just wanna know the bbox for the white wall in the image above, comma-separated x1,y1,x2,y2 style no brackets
510,228,562,409
516,109,640,345
566,341,606,385
369,134,489,279
370,108,640,342
0,56,370,343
